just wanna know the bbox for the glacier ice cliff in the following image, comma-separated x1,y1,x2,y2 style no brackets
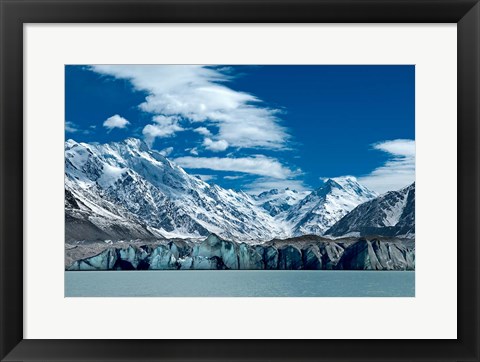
66,234,415,271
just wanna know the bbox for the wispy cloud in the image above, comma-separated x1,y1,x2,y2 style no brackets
66,121,92,135
223,175,245,180
159,146,174,157
187,147,199,156
245,177,310,195
65,121,80,133
174,155,296,179
373,139,415,158
194,127,212,137
358,139,415,194
90,65,289,150
195,174,217,182
103,114,130,131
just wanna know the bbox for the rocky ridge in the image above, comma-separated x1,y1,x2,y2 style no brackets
326,183,415,237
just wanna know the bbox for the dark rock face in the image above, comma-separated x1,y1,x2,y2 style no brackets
66,234,415,271
278,246,303,270
65,202,157,243
302,245,322,270
337,239,415,271
65,189,80,209
337,239,379,270
326,183,415,238
257,245,279,270
319,242,345,270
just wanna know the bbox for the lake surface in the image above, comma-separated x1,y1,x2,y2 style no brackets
65,270,414,297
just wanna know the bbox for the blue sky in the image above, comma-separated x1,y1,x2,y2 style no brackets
65,65,415,194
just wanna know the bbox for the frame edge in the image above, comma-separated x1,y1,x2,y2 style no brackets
0,0,479,361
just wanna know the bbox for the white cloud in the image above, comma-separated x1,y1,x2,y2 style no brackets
203,138,229,152
90,65,289,149
195,174,216,182
142,115,184,146
358,139,415,194
373,138,415,158
194,127,212,137
159,147,174,157
66,121,92,135
174,155,295,179
245,177,310,195
189,147,199,156
224,175,244,180
65,121,79,133
103,114,130,131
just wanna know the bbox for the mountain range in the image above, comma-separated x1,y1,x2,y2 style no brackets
65,138,415,242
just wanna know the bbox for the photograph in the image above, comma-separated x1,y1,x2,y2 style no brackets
3,0,478,358
64,65,415,297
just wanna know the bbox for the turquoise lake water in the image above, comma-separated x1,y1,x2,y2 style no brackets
65,270,414,297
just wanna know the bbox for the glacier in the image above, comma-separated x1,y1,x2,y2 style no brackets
66,233,415,271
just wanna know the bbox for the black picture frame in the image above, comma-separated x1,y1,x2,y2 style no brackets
1,0,479,361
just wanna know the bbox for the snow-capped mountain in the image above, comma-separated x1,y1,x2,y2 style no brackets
280,176,378,236
65,138,414,242
254,188,310,216
325,182,415,238
65,138,289,241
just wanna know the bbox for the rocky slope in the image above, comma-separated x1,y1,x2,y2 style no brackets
66,234,415,271
326,183,415,238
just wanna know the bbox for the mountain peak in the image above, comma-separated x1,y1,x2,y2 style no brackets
331,175,358,183
66,138,78,146
258,189,279,198
122,137,149,150
255,187,308,217
284,176,377,236
404,182,415,190
322,176,360,188
313,179,340,196
319,176,377,199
